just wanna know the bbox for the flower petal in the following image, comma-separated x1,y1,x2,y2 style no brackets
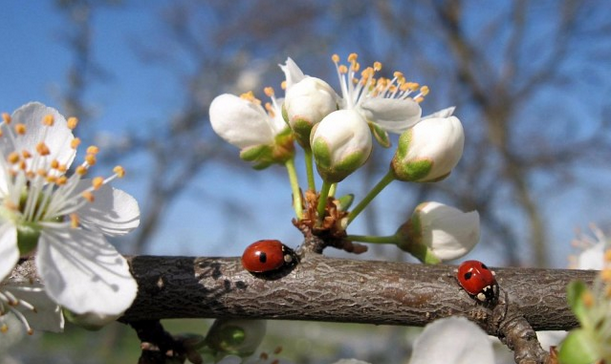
409,317,494,364
209,94,276,149
0,222,19,281
359,98,422,134
36,228,137,316
421,106,455,120
3,283,64,332
72,181,141,236
279,57,306,89
2,102,76,171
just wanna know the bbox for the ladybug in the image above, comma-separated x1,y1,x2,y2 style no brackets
457,260,498,303
241,239,297,274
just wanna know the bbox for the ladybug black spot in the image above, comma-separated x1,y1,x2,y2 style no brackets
464,272,472,280
258,252,267,263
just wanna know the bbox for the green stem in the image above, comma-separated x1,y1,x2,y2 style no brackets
329,183,337,197
345,234,398,245
304,148,316,191
347,169,396,225
285,158,303,219
316,180,333,226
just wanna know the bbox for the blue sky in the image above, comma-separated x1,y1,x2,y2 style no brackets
1,2,610,267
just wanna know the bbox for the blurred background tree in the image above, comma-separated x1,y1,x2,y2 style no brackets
2,0,611,363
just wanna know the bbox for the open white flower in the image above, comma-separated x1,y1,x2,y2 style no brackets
332,53,427,147
396,202,479,263
1,281,64,334
0,102,139,324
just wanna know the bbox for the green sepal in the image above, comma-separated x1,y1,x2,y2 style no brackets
391,129,433,182
558,329,600,364
336,194,354,211
16,223,41,255
566,280,590,323
370,122,391,148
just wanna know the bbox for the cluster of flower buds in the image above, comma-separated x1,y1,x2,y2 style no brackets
209,52,479,263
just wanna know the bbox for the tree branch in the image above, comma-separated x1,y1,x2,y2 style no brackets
10,254,593,332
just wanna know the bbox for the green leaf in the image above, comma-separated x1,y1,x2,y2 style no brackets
558,329,600,364
567,280,589,323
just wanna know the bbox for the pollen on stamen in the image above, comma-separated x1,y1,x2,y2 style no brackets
331,54,340,63
50,159,59,169
1,112,11,124
71,138,81,150
338,64,348,74
239,91,261,105
76,165,88,175
420,85,430,96
604,249,611,263
373,61,382,71
37,169,47,178
15,124,26,135
46,175,57,184
1,324,7,333
67,117,78,130
70,214,80,229
56,176,68,185
7,152,20,164
36,142,50,156
42,114,54,126
92,176,104,190
21,150,32,159
85,154,97,166
113,166,125,178
280,80,287,90
264,102,276,117
601,269,611,283
86,146,99,155
264,87,275,97
82,191,95,203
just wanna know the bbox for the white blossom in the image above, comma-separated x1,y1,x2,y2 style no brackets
0,102,139,330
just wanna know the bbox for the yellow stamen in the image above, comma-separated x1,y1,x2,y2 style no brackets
86,145,99,155
4,200,18,211
420,85,430,96
71,138,81,149
57,164,68,173
348,53,358,63
76,165,88,175
21,150,32,159
415,97,424,103
1,112,11,124
70,214,80,228
264,87,274,97
373,61,382,71
113,166,125,178
281,80,287,90
338,65,348,74
1,324,7,333
92,176,104,190
85,154,96,166
604,249,611,262
264,102,275,117
7,152,20,164
36,142,50,156
43,114,54,126
15,124,26,135
82,191,95,202
50,159,59,169
67,117,78,129
239,91,261,104
601,268,611,283
56,176,68,185
37,169,47,177
46,175,57,184
331,54,340,63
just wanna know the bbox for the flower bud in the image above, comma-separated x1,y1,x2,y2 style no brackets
396,201,479,263
209,93,294,168
391,108,464,182
204,319,266,357
310,109,372,183
282,77,338,146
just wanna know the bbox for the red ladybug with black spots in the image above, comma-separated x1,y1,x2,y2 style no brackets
457,260,498,303
241,239,298,274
